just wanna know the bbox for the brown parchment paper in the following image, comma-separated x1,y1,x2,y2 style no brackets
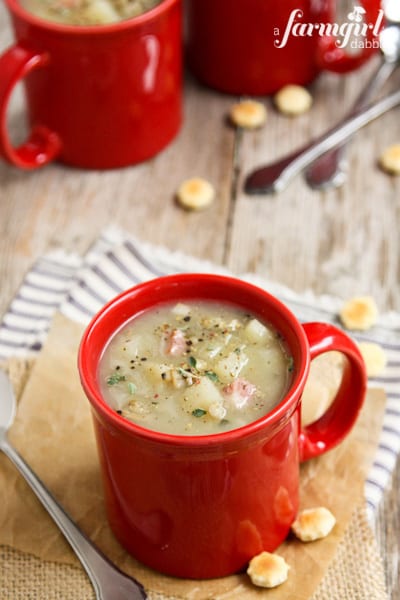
0,313,387,599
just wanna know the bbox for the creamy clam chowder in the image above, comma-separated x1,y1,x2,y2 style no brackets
99,301,294,435
20,0,163,26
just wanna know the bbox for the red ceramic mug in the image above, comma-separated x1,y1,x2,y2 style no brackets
0,0,182,169
186,0,383,95
78,273,366,579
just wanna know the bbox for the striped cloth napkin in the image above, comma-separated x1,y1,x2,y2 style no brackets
1,226,399,521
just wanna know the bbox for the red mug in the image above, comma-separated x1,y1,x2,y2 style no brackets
78,273,366,579
0,0,182,169
185,0,383,96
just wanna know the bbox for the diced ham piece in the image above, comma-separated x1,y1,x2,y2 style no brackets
165,328,186,356
223,378,257,409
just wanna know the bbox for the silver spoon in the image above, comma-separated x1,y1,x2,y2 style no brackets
306,19,400,190
0,369,147,600
244,86,400,195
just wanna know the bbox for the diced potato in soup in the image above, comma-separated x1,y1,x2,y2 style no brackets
244,317,273,342
99,300,294,435
184,376,226,419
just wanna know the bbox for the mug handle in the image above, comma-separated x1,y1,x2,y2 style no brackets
316,0,383,74
299,322,367,461
0,44,61,169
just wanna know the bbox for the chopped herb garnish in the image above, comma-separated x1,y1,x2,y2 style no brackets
205,370,219,383
188,356,197,369
127,382,137,395
183,315,191,322
107,373,126,386
178,367,188,378
234,347,241,354
287,357,294,372
192,408,207,418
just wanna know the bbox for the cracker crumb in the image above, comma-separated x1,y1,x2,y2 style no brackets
358,341,387,377
176,177,215,211
339,296,378,331
247,551,289,588
379,143,400,175
291,507,336,542
229,100,267,129
274,84,313,116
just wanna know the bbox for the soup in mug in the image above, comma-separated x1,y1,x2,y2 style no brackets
19,0,163,25
99,300,294,435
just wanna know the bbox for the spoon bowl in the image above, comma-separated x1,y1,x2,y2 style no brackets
0,368,147,600
305,7,400,190
379,23,400,63
0,369,16,435
244,87,400,195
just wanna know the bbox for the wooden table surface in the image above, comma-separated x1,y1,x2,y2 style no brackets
1,2,399,597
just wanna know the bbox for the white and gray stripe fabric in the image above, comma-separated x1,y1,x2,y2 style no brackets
1,226,399,521
0,251,81,357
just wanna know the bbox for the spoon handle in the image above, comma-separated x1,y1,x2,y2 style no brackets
1,437,147,600
305,58,398,190
244,88,400,195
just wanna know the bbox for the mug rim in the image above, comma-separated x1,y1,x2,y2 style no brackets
4,0,179,35
78,273,310,447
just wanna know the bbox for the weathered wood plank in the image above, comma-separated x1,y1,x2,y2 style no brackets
230,60,400,312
